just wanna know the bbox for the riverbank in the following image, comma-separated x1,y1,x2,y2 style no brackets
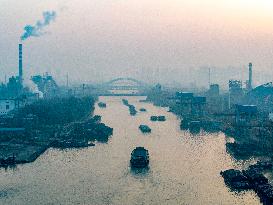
145,88,273,204
146,88,273,159
0,141,51,166
0,97,113,167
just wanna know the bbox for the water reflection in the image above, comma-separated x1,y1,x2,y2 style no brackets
130,166,150,176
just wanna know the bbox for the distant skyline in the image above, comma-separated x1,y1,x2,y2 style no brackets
0,0,273,88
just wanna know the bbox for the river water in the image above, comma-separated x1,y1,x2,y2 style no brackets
0,96,261,205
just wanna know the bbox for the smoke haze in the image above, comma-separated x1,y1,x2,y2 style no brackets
20,11,57,41
1,0,273,88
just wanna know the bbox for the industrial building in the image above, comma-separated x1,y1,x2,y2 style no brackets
31,73,58,98
245,82,273,113
0,98,25,115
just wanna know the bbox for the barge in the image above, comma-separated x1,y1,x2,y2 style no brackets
139,108,147,112
98,102,106,108
139,125,151,133
130,147,149,168
157,116,166,121
150,116,158,121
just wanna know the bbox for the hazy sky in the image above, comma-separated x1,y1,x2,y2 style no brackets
0,0,273,88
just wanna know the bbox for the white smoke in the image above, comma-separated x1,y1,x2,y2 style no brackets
21,11,57,41
24,78,44,98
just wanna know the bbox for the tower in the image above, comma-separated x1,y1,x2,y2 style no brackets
19,44,23,82
248,62,252,90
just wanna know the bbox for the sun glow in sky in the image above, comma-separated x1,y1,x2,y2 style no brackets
0,0,273,87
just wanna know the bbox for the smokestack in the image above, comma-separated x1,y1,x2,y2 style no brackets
248,62,252,90
19,44,23,81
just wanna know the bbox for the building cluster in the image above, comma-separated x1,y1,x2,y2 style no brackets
147,62,273,157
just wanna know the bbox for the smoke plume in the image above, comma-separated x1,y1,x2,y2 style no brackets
21,11,57,41
23,77,44,98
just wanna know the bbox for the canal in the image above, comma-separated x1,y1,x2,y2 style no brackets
0,96,261,205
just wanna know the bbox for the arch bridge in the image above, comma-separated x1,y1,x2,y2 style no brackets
103,77,146,90
99,77,149,96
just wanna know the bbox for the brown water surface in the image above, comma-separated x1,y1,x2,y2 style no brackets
0,96,261,205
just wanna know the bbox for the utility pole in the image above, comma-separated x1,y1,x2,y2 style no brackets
248,62,253,90
82,83,85,96
208,67,211,88
66,73,69,88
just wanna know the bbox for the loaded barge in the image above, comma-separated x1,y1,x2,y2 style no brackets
139,125,151,133
130,147,149,168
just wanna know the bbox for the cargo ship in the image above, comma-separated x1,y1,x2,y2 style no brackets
98,102,106,108
139,125,151,133
130,147,149,168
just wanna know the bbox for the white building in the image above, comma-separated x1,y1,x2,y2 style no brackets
0,99,21,115
269,112,273,122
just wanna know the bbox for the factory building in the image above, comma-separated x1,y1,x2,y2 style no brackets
235,104,258,125
229,80,244,107
172,92,206,117
245,82,273,113
0,99,24,115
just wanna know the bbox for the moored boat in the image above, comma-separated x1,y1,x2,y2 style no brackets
98,102,106,108
189,121,201,133
220,169,252,189
0,154,16,166
180,119,189,130
150,116,158,121
157,116,166,121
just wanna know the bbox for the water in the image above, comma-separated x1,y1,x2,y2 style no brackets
0,96,261,205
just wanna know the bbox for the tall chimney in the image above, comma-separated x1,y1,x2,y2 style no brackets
19,44,23,81
248,62,252,90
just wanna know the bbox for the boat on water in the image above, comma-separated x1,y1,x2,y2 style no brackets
157,116,166,121
0,154,16,166
150,116,166,121
150,116,158,121
122,99,129,106
139,125,151,133
129,105,137,115
130,147,149,168
180,119,189,130
130,110,137,116
98,102,106,108
189,121,201,133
